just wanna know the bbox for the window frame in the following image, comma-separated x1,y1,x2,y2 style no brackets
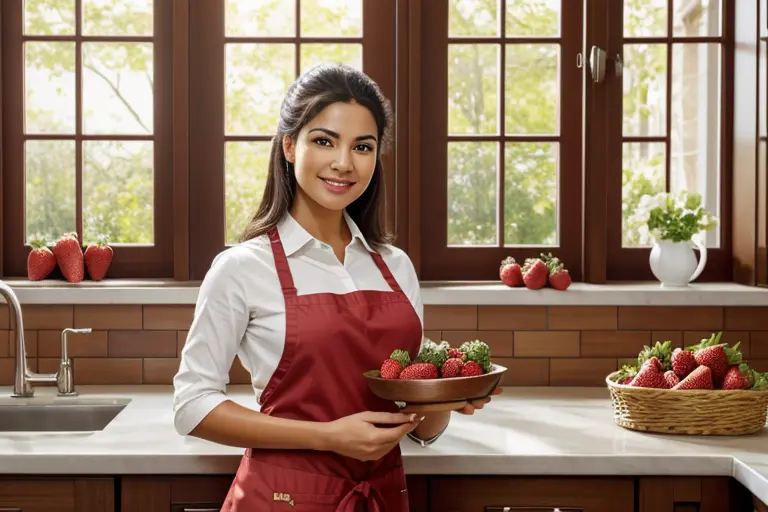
602,0,736,282
416,0,585,282
0,0,177,279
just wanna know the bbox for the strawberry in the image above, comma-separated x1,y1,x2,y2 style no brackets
448,348,466,361
721,363,754,390
693,342,742,383
26,236,56,281
52,232,84,283
671,347,697,378
499,257,523,287
380,359,402,379
440,358,464,378
84,234,113,281
629,357,669,388
399,362,438,380
522,258,548,290
460,360,483,377
664,370,680,388
615,364,638,385
545,256,571,291
672,365,714,390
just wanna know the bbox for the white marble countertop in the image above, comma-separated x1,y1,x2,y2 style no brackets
3,279,768,306
1,385,767,504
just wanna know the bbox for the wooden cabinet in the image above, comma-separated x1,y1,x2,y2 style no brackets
120,475,428,511
0,477,113,512
428,476,635,512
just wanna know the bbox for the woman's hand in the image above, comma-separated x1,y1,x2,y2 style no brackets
455,386,503,415
320,411,422,461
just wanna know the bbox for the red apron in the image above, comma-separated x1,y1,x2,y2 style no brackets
220,227,423,511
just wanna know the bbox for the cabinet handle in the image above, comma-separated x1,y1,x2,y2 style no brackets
485,508,583,512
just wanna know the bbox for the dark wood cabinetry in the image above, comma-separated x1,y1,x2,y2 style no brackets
0,474,763,511
0,477,113,512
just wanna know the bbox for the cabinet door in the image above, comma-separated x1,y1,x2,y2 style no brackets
638,477,732,512
429,477,634,512
121,476,231,512
0,478,113,512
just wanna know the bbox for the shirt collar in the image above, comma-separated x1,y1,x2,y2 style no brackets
276,210,373,257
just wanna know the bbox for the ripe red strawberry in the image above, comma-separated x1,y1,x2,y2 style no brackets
629,357,668,388
664,370,680,388
721,364,754,390
671,347,697,378
448,348,466,360
693,344,731,382
52,232,84,283
26,237,56,281
380,359,402,379
460,360,483,377
499,257,523,287
84,235,113,281
399,362,438,380
546,257,571,291
441,358,464,378
522,258,548,290
672,365,714,390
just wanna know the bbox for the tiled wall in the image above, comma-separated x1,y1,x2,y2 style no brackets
1,304,767,387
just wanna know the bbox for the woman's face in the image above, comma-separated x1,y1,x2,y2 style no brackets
283,101,379,213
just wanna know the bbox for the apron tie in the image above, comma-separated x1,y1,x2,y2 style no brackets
336,480,385,512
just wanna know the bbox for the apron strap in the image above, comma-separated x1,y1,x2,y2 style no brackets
369,252,404,294
268,228,297,295
336,480,385,512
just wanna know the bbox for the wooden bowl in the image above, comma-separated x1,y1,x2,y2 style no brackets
364,364,507,412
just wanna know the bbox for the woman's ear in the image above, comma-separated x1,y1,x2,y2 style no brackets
282,135,296,164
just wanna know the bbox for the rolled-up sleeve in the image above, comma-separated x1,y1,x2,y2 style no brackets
173,248,251,435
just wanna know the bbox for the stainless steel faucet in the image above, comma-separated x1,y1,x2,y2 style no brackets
0,281,92,398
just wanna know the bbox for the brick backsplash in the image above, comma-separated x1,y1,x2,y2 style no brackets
1,304,767,387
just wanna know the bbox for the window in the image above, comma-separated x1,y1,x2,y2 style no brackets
0,0,753,284
605,0,734,281
758,0,768,285
1,0,174,278
187,0,396,279
418,0,583,281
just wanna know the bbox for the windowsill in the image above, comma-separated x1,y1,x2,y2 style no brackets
0,279,766,306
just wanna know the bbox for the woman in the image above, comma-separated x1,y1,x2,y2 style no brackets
173,63,498,511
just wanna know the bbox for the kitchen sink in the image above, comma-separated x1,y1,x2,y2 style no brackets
0,397,131,432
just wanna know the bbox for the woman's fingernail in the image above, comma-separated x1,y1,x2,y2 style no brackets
409,414,417,422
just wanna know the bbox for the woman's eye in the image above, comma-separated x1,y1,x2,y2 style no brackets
355,144,373,152
314,137,331,146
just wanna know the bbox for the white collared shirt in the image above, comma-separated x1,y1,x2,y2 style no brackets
172,211,424,436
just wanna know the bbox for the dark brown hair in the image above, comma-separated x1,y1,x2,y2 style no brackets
241,63,395,247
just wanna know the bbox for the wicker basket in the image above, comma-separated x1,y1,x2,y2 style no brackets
606,371,768,435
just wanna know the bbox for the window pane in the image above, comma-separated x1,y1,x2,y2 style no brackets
83,141,154,244
447,142,497,246
25,140,76,243
448,45,499,135
225,142,271,244
300,43,362,74
623,44,667,137
670,43,720,248
300,0,362,37
673,0,721,37
506,0,560,37
450,0,500,37
622,142,666,247
25,42,76,134
225,0,295,37
226,44,295,135
82,0,153,36
24,0,75,35
82,43,154,135
761,39,767,138
505,44,559,135
504,143,558,246
624,0,667,37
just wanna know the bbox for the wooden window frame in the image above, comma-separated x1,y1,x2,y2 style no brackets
0,0,179,279
602,0,736,282
416,0,585,282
